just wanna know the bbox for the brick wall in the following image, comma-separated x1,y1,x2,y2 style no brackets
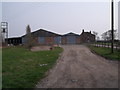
76,37,81,44
37,37,54,45
80,32,95,43
45,37,54,45
61,37,67,44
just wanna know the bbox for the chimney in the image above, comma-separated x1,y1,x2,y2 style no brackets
90,31,91,34
82,29,84,33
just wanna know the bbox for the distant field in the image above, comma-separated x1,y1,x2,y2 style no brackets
89,46,120,61
2,46,63,88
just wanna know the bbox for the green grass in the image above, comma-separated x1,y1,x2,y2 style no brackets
2,46,63,88
89,46,120,61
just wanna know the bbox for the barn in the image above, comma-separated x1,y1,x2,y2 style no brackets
22,29,95,45
5,29,95,46
61,32,80,44
22,29,62,45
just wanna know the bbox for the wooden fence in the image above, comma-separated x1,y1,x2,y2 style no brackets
91,41,120,50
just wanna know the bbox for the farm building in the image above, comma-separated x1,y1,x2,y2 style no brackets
61,32,80,44
80,29,95,43
22,29,95,45
22,29,61,45
5,29,95,45
5,37,22,46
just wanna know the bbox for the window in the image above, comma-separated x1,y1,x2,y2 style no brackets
22,37,26,44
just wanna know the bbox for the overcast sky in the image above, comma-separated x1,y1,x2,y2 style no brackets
1,1,119,39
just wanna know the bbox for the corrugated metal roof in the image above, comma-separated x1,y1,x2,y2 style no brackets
21,29,95,38
22,29,61,37
63,32,80,36
32,29,62,37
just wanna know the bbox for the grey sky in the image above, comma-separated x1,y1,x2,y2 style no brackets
1,1,119,39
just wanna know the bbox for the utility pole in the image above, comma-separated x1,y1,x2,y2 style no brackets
111,0,114,53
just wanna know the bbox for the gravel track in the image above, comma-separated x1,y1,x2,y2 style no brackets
36,45,118,88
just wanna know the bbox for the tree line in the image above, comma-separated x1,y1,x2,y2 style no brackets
92,30,118,41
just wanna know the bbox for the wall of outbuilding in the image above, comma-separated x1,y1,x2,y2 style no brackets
61,36,81,44
45,37,54,45
76,37,81,44
37,36,61,45
21,31,95,45
61,37,67,44
79,33,95,43
35,36,87,45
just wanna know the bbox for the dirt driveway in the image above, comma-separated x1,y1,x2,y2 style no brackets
36,45,118,88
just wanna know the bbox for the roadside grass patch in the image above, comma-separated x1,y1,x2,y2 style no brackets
89,46,120,61
2,46,63,88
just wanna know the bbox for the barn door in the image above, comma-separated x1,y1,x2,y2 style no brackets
38,37,45,44
67,36,76,44
54,36,61,44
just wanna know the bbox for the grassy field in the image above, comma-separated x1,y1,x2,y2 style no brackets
89,45,120,61
2,46,63,88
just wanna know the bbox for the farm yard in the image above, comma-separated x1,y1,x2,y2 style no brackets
2,28,119,88
2,44,119,88
36,45,118,88
1,1,120,88
2,46,63,88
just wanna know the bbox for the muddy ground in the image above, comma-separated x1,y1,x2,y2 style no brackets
36,45,118,88
31,46,50,51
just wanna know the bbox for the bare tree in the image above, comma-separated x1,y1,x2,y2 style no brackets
92,31,99,41
108,30,117,40
101,31,109,41
101,32,106,41
101,30,117,41
93,31,98,36
97,36,100,41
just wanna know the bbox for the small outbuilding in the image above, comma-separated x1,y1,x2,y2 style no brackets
6,37,22,46
61,32,80,44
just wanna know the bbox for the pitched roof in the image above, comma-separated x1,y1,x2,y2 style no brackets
22,29,61,37
32,29,61,37
6,37,22,39
81,32,95,36
63,32,80,36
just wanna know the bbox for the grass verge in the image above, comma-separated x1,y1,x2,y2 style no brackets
89,45,120,61
2,46,63,88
